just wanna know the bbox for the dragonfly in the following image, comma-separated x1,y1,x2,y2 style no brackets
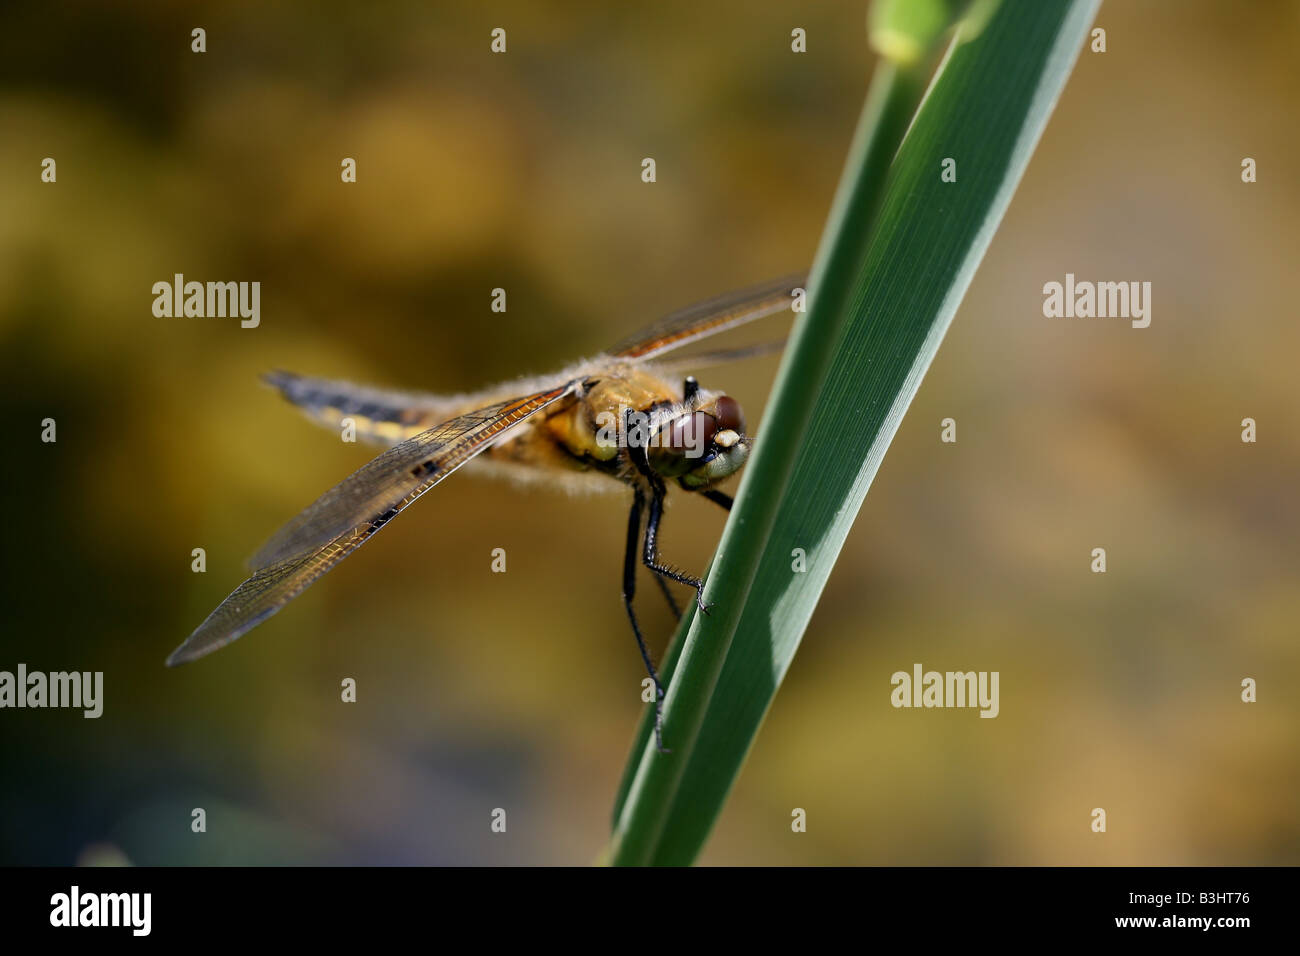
167,274,806,749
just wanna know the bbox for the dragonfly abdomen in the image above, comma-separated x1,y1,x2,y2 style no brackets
264,370,447,446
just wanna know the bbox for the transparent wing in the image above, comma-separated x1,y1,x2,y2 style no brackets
649,337,789,371
166,381,580,665
608,273,806,361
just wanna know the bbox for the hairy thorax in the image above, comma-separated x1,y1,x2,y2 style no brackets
484,366,677,485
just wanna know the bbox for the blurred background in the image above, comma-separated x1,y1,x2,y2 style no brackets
1,0,1296,865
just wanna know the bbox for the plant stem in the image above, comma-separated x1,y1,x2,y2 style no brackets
608,57,929,867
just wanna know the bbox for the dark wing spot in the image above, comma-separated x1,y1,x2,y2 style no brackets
368,506,400,531
410,460,439,480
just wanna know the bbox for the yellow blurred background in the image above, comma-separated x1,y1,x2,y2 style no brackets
0,0,1296,864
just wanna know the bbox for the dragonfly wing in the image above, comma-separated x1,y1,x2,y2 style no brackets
166,542,362,666
167,381,580,665
608,273,806,361
649,337,789,371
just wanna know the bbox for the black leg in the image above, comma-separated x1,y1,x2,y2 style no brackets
624,407,712,617
702,489,733,512
622,488,670,754
643,485,711,615
653,573,682,620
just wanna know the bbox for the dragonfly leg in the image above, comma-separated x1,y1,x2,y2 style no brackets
701,489,733,512
642,484,711,615
623,406,711,617
623,488,671,754
654,573,683,620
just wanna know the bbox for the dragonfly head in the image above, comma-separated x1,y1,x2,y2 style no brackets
647,392,749,490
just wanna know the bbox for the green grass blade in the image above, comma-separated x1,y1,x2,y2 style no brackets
607,55,930,849
607,56,930,865
609,0,1100,866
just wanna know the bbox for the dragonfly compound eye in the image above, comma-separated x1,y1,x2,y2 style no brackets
649,411,716,476
673,395,750,490
711,396,745,436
